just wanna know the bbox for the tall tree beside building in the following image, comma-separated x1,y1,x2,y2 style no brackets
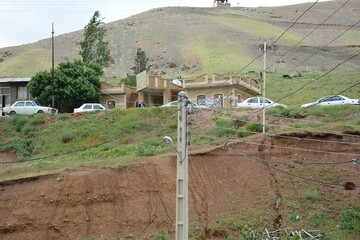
131,48,149,75
120,48,150,87
80,11,112,68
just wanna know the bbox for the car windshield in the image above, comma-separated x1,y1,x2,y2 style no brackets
259,98,271,103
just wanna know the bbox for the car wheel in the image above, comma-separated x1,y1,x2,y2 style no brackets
9,111,16,116
37,110,45,114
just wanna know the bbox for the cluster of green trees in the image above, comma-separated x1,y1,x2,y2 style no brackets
28,11,149,113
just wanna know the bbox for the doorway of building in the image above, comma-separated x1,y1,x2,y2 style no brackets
153,95,163,107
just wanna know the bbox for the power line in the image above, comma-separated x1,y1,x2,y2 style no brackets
290,81,360,113
218,106,359,130
189,1,320,106
191,121,360,147
265,0,351,72
246,51,360,117
226,145,357,187
0,137,121,166
193,111,360,139
285,19,360,75
192,133,360,157
232,0,319,76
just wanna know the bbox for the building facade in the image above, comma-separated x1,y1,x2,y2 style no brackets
100,82,137,109
135,71,183,107
184,73,261,108
0,78,32,113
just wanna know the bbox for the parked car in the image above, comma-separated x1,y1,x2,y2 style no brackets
2,101,58,116
73,103,106,113
301,95,360,108
236,97,287,109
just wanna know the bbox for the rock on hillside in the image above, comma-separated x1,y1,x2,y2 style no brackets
0,0,359,78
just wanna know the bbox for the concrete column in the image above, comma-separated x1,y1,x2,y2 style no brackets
163,88,172,104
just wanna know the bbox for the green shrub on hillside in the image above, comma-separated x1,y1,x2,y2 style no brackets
12,115,28,132
210,119,238,137
155,231,170,240
61,132,76,143
237,128,250,138
339,209,360,235
244,122,263,133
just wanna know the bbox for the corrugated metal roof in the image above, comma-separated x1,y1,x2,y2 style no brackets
0,78,31,83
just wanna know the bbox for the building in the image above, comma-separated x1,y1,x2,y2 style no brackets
135,71,183,107
213,0,231,7
100,82,137,109
0,78,32,112
128,71,260,108
184,73,260,108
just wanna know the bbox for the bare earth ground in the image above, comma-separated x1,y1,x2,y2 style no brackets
0,131,359,239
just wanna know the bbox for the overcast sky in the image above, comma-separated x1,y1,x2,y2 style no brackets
0,0,331,48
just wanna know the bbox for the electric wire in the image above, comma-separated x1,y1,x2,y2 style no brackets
0,136,121,165
197,111,360,139
217,106,359,129
244,51,360,118
265,0,351,72
192,121,360,147
285,18,360,75
192,133,360,157
189,1,320,106
232,0,319,77
288,81,360,113
226,145,357,187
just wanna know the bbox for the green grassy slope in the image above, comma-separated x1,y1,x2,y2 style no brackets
0,48,51,77
264,71,360,108
0,108,178,178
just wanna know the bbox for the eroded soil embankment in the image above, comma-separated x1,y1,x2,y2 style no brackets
0,133,359,239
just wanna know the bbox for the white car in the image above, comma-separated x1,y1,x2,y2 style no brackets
73,103,106,113
2,101,58,116
301,95,360,108
237,97,287,109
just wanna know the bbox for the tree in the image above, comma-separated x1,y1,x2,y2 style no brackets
80,11,112,68
28,60,103,113
131,48,149,75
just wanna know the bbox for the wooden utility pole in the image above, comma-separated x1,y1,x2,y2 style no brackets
51,23,55,115
262,41,267,134
176,91,189,240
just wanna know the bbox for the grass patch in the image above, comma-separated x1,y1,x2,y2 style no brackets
210,118,238,137
339,208,360,236
0,107,178,179
154,231,170,240
182,39,255,76
214,15,312,46
305,190,319,202
266,71,360,109
0,48,51,77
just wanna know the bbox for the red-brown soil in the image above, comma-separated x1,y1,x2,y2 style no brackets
0,133,359,239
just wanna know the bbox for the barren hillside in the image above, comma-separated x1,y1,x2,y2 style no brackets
0,0,359,78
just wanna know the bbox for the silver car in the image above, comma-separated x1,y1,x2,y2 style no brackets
2,101,58,116
301,95,360,108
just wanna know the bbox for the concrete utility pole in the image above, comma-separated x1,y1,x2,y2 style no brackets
176,91,189,240
51,23,55,115
262,41,267,134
